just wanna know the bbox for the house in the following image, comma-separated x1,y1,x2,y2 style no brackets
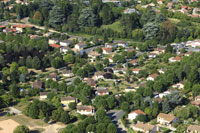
157,0,163,4
95,88,109,96
153,48,165,55
132,123,157,133
50,44,61,49
72,48,85,55
62,70,74,77
167,2,173,9
130,59,139,66
191,96,200,107
77,105,95,116
105,43,117,48
46,73,58,81
49,38,59,44
75,42,87,50
158,91,171,98
124,8,139,14
3,28,16,33
128,110,146,121
109,57,114,63
39,92,48,100
12,24,33,33
0,25,6,30
85,78,96,88
60,46,70,54
169,56,182,63
113,68,127,74
124,87,136,92
132,68,140,74
172,81,184,89
102,47,112,54
117,41,128,47
61,96,76,107
60,40,72,47
32,81,43,89
44,32,53,37
148,53,157,58
187,125,200,133
29,35,39,40
93,72,104,80
88,51,101,59
147,73,159,81
157,113,178,127
158,68,167,74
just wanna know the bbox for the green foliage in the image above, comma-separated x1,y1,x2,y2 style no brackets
14,125,29,133
78,7,97,27
49,6,65,28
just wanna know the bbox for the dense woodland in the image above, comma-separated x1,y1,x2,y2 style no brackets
0,0,200,46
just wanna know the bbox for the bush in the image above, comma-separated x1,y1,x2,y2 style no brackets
14,125,29,133
68,102,76,110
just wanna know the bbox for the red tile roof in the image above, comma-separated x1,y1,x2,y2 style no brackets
50,44,61,48
130,109,146,115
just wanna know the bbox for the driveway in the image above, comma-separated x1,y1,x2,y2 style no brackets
8,107,22,115
107,110,127,133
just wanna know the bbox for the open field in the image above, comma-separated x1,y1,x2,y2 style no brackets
101,21,123,32
0,119,20,133
0,114,65,133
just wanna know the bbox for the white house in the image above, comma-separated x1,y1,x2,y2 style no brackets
132,68,140,75
113,68,127,74
148,53,157,58
109,57,114,63
39,92,48,100
157,113,178,127
169,56,182,63
48,38,59,44
93,72,104,80
124,8,139,14
60,40,72,47
158,91,171,98
62,70,74,77
60,46,70,54
102,47,112,54
172,81,184,89
128,110,146,121
75,42,87,50
147,73,159,81
117,42,128,47
77,105,95,116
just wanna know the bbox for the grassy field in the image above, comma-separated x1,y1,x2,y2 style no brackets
101,21,123,32
14,101,29,111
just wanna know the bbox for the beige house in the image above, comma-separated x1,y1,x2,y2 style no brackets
157,113,178,127
77,105,95,116
132,123,157,133
187,125,200,133
61,96,76,108
39,92,48,100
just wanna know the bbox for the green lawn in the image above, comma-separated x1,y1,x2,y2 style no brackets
128,128,136,133
101,21,123,32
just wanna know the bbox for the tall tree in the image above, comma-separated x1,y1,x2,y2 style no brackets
49,6,66,28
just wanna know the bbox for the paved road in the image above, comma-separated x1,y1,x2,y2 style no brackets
107,110,127,133
8,107,22,115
